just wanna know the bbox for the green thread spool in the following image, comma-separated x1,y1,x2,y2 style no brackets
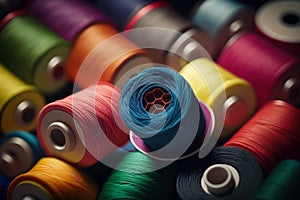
0,63,45,134
0,12,70,95
251,159,300,200
98,152,180,200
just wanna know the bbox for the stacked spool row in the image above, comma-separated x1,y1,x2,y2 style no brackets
0,0,299,199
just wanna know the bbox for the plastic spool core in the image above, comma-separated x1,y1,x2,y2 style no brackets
47,56,65,81
223,96,248,127
47,122,75,151
23,196,38,200
202,164,239,196
284,78,300,101
229,20,244,34
143,87,171,114
15,100,36,125
12,181,51,200
282,13,300,25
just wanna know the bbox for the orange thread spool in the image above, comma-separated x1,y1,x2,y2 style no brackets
8,157,99,200
66,23,150,88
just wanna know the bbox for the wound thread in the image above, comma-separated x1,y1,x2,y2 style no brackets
224,100,300,174
66,23,151,89
7,157,99,200
29,0,110,42
217,31,300,106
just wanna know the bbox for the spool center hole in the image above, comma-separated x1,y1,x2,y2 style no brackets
50,129,66,148
143,87,171,114
206,167,229,185
22,108,35,124
52,63,65,80
282,13,300,25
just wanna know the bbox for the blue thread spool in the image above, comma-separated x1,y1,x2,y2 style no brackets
120,67,207,160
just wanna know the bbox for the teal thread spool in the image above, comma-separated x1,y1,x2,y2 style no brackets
0,130,45,179
0,11,70,95
98,152,181,200
251,159,300,200
192,0,254,56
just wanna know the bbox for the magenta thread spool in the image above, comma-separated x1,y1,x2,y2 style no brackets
255,1,300,57
217,31,300,107
28,0,110,42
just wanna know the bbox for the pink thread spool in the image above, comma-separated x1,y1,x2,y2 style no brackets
37,83,129,167
217,31,300,107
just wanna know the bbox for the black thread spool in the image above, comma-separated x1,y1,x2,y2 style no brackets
176,146,263,200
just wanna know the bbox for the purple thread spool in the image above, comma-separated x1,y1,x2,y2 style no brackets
28,0,110,42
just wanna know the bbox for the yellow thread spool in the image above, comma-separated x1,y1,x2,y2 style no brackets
8,157,99,200
179,58,256,141
0,63,45,134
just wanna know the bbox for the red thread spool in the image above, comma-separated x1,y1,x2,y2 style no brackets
66,23,151,89
217,31,300,107
224,100,300,174
37,83,129,167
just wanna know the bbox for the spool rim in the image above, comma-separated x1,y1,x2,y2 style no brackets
47,56,65,82
201,164,240,196
47,121,75,152
223,96,248,127
11,181,52,200
283,78,300,102
14,100,37,126
0,137,34,178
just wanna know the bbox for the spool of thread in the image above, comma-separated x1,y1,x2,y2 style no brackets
0,11,70,95
0,0,25,20
94,0,153,30
217,31,300,107
7,157,99,200
125,2,192,64
66,23,151,89
98,152,181,200
0,130,45,179
224,100,300,174
96,0,216,68
0,63,45,134
179,58,256,141
251,159,300,200
29,0,110,42
176,146,263,200
192,0,254,56
120,67,207,160
0,172,10,200
37,83,129,167
255,1,300,57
